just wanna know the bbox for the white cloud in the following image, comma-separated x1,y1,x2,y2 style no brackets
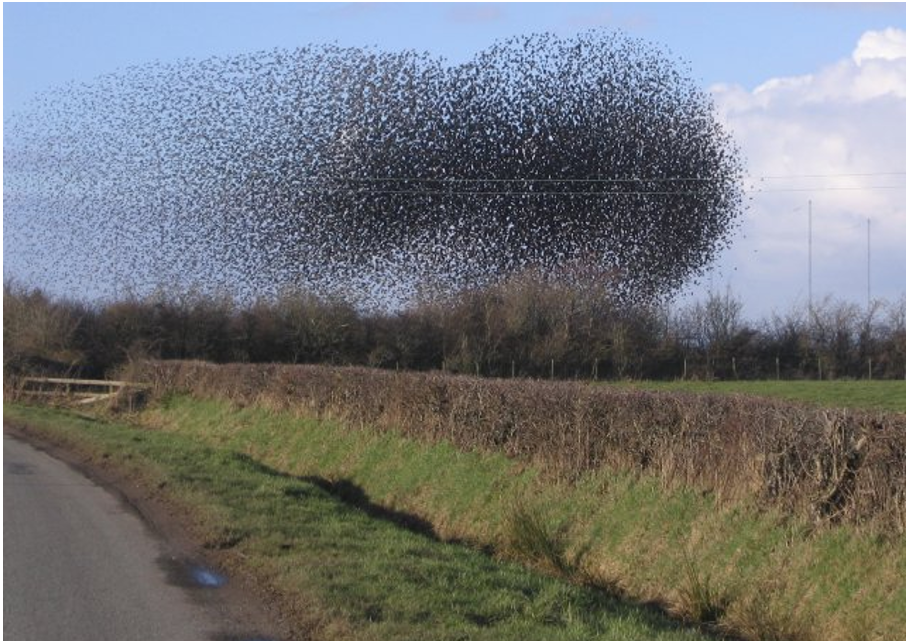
688,28,906,317
853,27,906,65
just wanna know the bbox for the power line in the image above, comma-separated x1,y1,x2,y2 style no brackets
302,188,731,196
298,174,906,186
759,171,906,179
241,172,906,196
283,173,906,196
298,176,729,184
293,184,904,196
754,185,906,193
291,173,904,185
287,171,906,182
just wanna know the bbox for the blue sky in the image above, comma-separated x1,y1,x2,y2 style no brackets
4,2,906,317
4,2,902,112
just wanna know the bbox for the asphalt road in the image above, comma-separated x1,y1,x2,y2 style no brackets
3,434,265,641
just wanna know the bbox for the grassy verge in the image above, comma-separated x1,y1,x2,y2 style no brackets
4,402,709,641
8,394,906,638
139,394,906,639
614,379,906,413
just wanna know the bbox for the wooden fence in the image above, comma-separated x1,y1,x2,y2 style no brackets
15,377,149,406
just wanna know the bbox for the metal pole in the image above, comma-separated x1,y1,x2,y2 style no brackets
808,200,813,318
865,217,871,312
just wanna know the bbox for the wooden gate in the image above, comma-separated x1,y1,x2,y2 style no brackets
15,377,149,406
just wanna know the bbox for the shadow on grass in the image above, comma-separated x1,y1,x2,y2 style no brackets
224,452,715,639
298,476,440,541
227,452,440,541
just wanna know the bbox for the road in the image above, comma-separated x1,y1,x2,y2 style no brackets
3,434,270,640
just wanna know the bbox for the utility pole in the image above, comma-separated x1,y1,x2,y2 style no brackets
808,200,813,320
865,217,871,312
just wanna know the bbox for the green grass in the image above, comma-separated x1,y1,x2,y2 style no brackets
4,403,707,641
8,395,906,639
137,395,906,639
614,379,906,413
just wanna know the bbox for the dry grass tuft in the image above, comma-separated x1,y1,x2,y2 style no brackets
503,502,572,575
721,585,813,640
673,551,727,625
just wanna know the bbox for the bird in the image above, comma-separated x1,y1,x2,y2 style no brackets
4,30,744,311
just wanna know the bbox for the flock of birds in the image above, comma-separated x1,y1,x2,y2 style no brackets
4,30,745,308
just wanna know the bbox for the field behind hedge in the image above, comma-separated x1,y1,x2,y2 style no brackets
618,379,906,413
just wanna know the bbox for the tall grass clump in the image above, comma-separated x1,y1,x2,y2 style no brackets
722,589,813,641
503,502,572,575
674,551,726,625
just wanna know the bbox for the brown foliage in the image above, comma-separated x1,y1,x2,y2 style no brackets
3,281,87,376
6,277,906,380
134,360,906,532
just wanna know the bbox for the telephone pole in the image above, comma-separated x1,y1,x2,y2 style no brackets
865,217,871,312
808,200,813,319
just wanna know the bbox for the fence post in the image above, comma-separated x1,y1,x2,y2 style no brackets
550,358,555,380
868,357,873,381
593,358,599,381
775,356,780,381
511,360,516,378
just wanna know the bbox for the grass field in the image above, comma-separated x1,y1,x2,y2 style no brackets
615,379,906,413
8,394,905,639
